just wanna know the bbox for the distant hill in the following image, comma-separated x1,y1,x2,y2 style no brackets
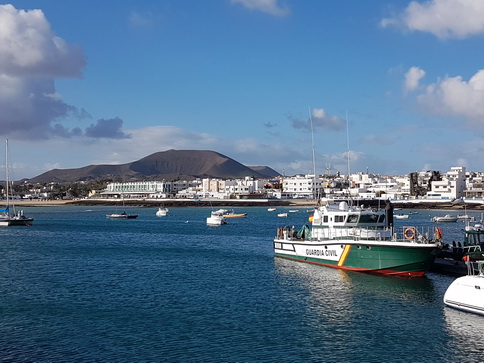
26,150,280,183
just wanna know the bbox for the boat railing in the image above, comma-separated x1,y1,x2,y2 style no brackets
465,260,484,276
276,225,439,244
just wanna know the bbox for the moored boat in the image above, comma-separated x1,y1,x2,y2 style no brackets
274,200,442,277
223,209,247,218
207,210,227,226
106,211,138,219
156,207,169,217
277,213,288,218
432,223,484,275
444,253,484,315
394,214,409,219
0,140,33,226
432,214,458,223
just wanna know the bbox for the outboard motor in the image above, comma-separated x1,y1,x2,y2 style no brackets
385,200,394,228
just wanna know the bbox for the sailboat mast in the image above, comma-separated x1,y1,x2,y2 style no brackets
5,139,9,207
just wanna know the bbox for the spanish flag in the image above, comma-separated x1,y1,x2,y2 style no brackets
308,214,314,223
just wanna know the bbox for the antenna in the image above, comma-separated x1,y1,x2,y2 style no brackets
309,106,317,200
346,110,351,180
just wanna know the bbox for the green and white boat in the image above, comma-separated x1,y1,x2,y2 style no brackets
274,200,442,277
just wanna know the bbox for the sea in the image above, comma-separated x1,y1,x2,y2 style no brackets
1,205,484,362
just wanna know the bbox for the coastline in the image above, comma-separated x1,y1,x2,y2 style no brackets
9,198,484,210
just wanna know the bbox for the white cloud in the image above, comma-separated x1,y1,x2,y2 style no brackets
404,66,425,92
0,5,87,139
231,0,290,17
381,0,484,39
416,69,484,122
291,108,346,131
128,11,154,29
0,4,85,77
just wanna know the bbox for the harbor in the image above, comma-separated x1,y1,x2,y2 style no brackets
1,205,483,361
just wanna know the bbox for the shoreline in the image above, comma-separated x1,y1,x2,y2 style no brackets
8,198,484,210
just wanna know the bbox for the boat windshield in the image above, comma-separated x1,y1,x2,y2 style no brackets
359,214,384,224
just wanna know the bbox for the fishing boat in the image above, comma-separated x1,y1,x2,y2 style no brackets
273,200,442,277
223,209,247,218
431,214,458,223
0,140,34,226
444,253,484,315
432,223,484,275
206,210,227,226
156,206,169,217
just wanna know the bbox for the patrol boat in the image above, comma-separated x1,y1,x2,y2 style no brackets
273,199,442,277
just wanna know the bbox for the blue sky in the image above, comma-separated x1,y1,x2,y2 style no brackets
2,0,484,180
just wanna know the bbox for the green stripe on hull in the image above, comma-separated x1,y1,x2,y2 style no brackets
275,244,438,276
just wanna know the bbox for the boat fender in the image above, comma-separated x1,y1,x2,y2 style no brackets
404,227,415,240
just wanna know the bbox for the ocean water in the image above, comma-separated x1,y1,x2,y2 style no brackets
1,205,484,362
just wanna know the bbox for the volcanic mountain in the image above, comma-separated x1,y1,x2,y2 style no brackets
26,150,280,183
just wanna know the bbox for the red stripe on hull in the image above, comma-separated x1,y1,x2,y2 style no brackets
276,255,426,278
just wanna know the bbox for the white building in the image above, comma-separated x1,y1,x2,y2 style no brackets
427,166,466,199
282,174,322,199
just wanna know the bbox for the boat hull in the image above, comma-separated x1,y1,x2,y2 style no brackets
274,239,440,277
0,217,34,226
106,214,138,219
444,275,484,315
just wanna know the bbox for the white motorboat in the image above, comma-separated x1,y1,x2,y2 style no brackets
394,214,409,219
458,214,475,221
444,254,484,315
268,208,276,212
206,210,227,226
277,213,288,217
156,207,169,217
431,214,458,223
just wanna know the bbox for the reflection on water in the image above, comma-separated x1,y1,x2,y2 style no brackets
444,308,484,361
274,258,451,362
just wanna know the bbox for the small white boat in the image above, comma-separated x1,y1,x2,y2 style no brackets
288,210,299,213
394,214,409,219
432,214,458,223
444,254,484,315
156,207,169,217
268,208,276,212
458,214,475,221
207,210,227,226
277,213,288,218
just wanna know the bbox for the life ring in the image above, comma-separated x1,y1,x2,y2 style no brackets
435,227,443,240
404,227,416,240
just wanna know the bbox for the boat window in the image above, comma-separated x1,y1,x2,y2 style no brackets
347,214,359,223
335,215,346,223
378,215,385,223
323,216,328,223
359,214,380,223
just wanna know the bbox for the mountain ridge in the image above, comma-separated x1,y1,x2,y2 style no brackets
26,150,280,183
